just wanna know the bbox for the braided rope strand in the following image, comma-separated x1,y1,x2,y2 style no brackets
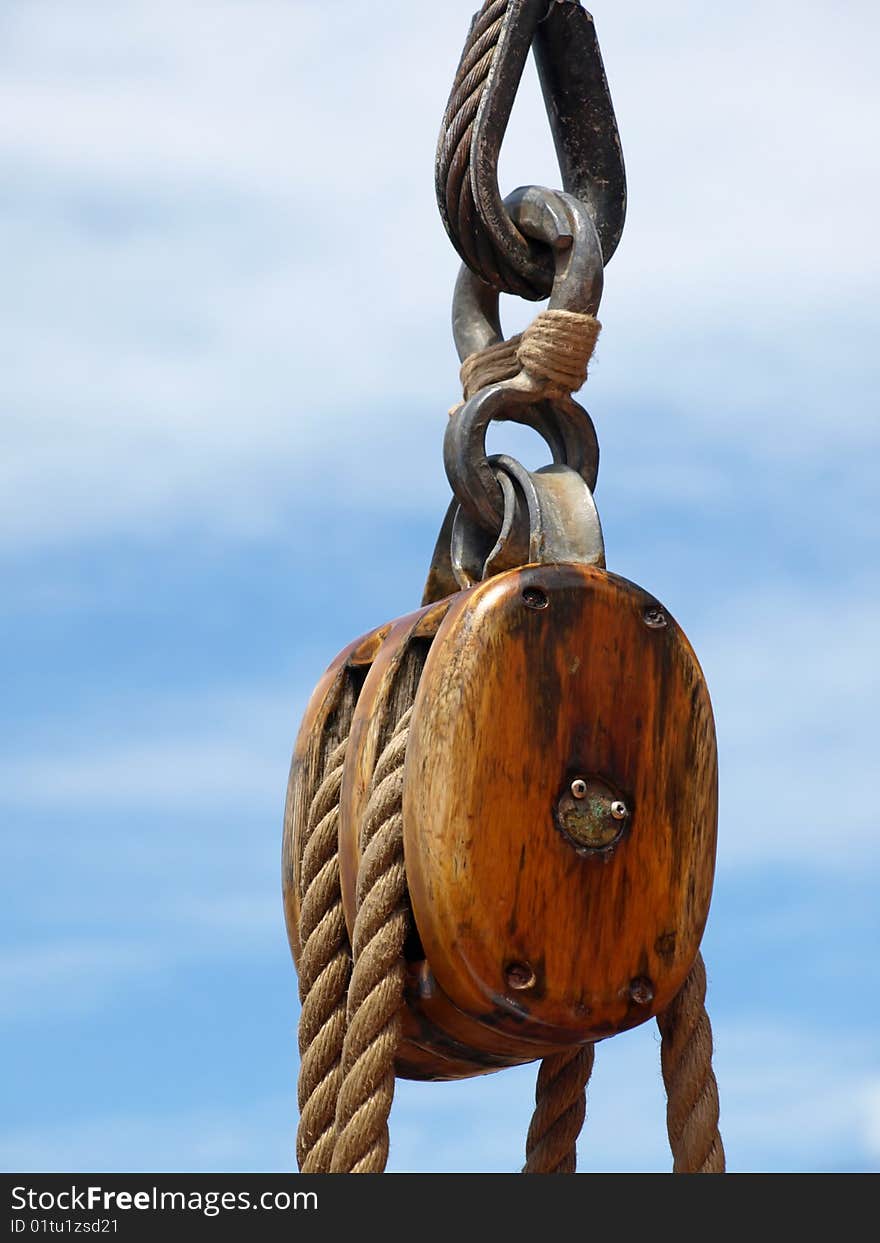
656,953,725,1173
330,708,413,1173
296,738,350,1172
523,1044,595,1173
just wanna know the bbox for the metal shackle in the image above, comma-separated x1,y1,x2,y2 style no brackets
444,185,603,535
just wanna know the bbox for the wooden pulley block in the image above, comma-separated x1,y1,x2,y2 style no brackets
328,567,716,1078
286,150,729,1165
286,455,718,1082
404,561,718,1048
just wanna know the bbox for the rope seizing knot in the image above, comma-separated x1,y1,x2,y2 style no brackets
457,309,601,407
517,309,601,396
459,335,522,401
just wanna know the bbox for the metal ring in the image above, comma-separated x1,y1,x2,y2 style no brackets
444,386,598,533
452,185,604,362
451,466,520,589
445,185,602,532
449,454,605,590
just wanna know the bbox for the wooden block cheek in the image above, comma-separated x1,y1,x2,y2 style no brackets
282,622,390,970
404,563,719,1045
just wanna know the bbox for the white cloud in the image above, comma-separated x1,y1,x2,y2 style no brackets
4,736,280,808
1,684,303,807
1,1016,875,1172
0,1095,299,1174
0,942,163,1022
699,586,880,866
862,1078,880,1160
3,6,876,1174
0,1,877,548
712,1023,879,1172
1,909,286,1026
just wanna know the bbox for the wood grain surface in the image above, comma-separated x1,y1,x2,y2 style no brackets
338,596,568,1079
282,622,389,969
338,600,449,934
404,563,718,1045
286,561,718,1079
283,605,517,1079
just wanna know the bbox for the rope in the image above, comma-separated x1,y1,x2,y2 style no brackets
330,707,413,1173
459,335,521,401
458,310,601,403
523,1044,595,1174
436,1,519,294
296,738,350,1173
656,953,726,1174
518,309,601,395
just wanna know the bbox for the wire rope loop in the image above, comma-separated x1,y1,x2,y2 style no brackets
436,0,626,298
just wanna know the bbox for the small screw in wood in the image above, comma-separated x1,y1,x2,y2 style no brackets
505,961,537,991
629,976,654,1005
643,605,667,628
522,586,549,610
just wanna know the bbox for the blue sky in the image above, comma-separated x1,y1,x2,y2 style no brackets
2,0,879,1172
